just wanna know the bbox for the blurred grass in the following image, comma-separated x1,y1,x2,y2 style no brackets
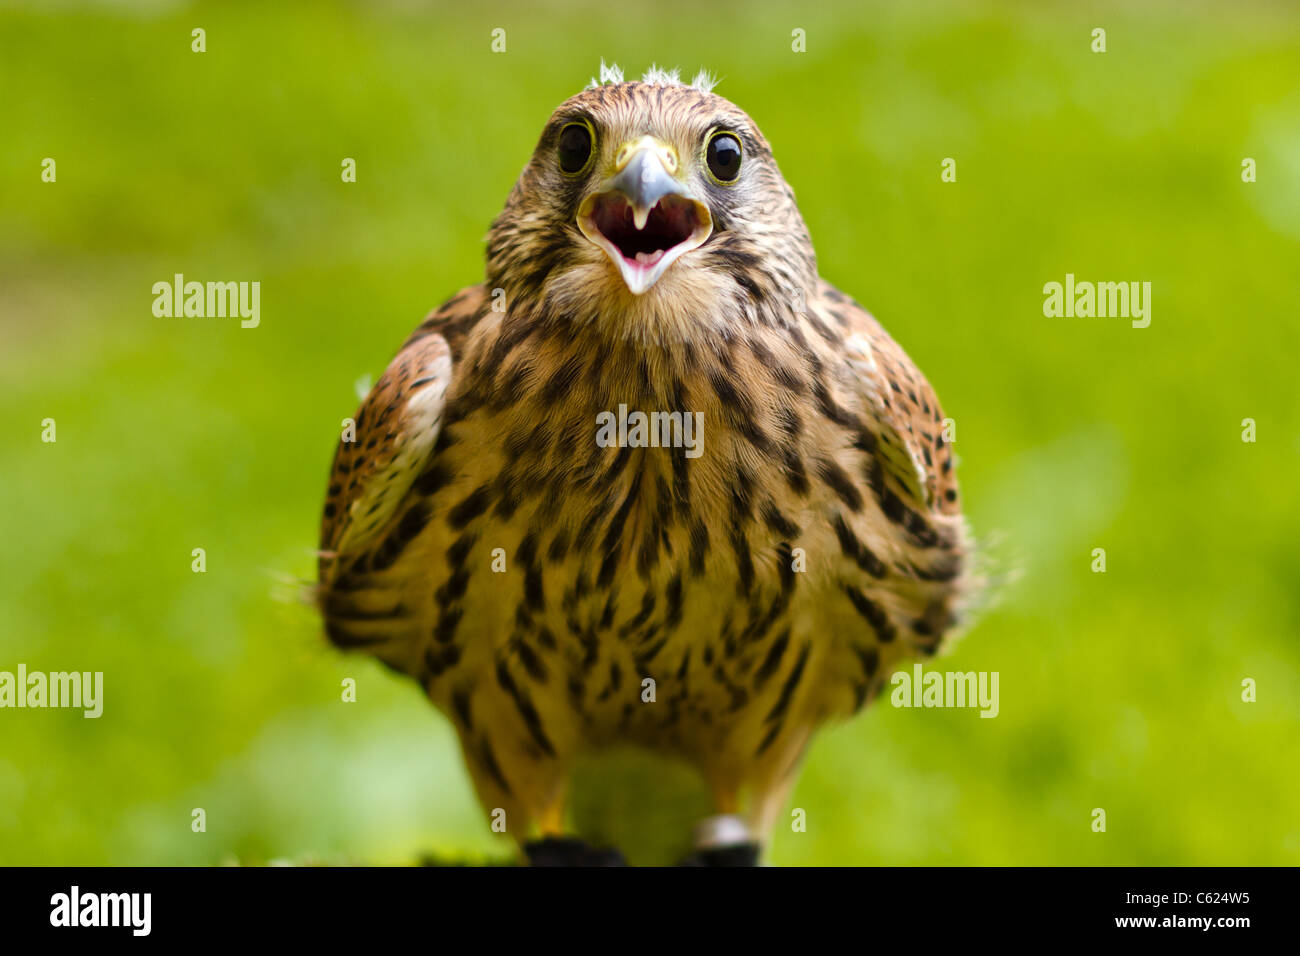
1,0,1298,865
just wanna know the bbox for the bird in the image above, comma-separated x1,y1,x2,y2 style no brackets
316,63,973,866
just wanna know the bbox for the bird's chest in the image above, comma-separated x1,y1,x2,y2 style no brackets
419,386,821,752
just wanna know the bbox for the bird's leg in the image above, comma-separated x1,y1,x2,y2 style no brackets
521,786,627,867
534,792,567,838
522,836,627,867
676,781,762,866
456,726,623,865
676,814,761,866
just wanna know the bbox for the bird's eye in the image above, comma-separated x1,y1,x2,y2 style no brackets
705,131,743,184
558,120,595,176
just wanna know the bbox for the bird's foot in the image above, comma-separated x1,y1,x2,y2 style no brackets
523,836,627,867
676,814,762,866
676,843,762,866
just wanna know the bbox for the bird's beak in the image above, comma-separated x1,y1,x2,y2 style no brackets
577,136,713,295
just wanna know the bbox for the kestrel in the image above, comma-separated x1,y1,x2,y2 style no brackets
317,65,972,866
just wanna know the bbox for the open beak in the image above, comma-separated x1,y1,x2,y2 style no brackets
577,136,713,295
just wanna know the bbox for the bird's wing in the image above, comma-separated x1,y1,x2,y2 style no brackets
818,280,960,518
319,285,485,579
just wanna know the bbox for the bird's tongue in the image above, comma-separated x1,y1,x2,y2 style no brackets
593,193,695,261
578,189,713,294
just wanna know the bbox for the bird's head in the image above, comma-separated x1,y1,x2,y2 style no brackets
487,65,818,340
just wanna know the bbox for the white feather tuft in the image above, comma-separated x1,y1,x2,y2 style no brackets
353,373,372,401
587,58,625,88
689,69,719,93
586,61,718,92
641,64,681,86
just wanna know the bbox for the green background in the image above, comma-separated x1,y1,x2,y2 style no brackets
1,0,1297,865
